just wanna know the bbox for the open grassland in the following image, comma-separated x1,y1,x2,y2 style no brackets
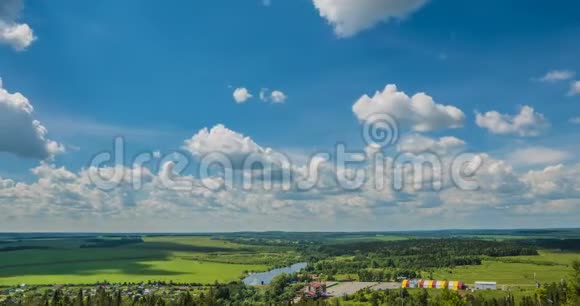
0,257,267,285
432,250,580,285
142,236,241,248
0,236,283,286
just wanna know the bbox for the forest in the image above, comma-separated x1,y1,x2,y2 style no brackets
302,239,538,280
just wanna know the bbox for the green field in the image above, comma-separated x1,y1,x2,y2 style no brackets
0,257,266,285
0,236,284,286
330,250,580,285
432,250,579,285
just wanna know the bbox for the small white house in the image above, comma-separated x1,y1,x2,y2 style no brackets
475,281,497,290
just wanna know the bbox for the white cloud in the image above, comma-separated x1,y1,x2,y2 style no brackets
259,88,268,101
467,154,527,194
0,163,348,230
232,87,252,103
570,117,580,124
540,70,575,82
523,164,580,199
3,119,580,230
0,0,35,51
184,124,265,156
397,134,465,156
183,124,274,168
352,84,465,132
270,90,287,103
259,88,287,103
0,78,63,159
313,0,427,37
568,81,580,96
508,147,571,166
475,106,549,137
2,145,580,230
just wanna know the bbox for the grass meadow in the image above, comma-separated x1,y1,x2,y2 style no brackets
327,250,579,286
0,236,279,286
432,250,579,285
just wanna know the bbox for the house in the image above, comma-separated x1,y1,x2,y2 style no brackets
475,282,497,290
304,282,326,299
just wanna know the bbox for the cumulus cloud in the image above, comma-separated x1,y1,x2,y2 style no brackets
313,0,427,37
439,154,580,217
0,162,207,222
469,154,526,193
184,124,268,158
352,84,465,132
508,147,571,166
0,157,385,230
0,0,35,51
270,90,287,103
2,119,580,230
2,145,580,230
397,134,465,156
540,70,575,82
259,88,287,103
569,81,580,96
475,106,549,137
0,78,63,159
183,124,275,168
232,87,252,103
0,164,134,216
523,164,580,199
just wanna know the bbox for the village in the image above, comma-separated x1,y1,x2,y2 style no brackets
1,277,506,305
0,282,205,304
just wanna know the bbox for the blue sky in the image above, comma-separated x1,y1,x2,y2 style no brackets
0,0,580,231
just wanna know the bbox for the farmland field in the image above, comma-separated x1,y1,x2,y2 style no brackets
432,250,576,285
321,251,579,285
0,235,289,286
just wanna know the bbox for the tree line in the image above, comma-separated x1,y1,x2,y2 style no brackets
302,239,536,279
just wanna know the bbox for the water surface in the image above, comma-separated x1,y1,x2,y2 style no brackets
243,262,307,285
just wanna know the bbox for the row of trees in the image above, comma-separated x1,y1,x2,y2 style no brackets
307,239,538,259
304,239,536,279
79,238,144,249
311,255,482,277
356,269,421,282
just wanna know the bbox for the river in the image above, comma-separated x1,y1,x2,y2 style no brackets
242,262,307,285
